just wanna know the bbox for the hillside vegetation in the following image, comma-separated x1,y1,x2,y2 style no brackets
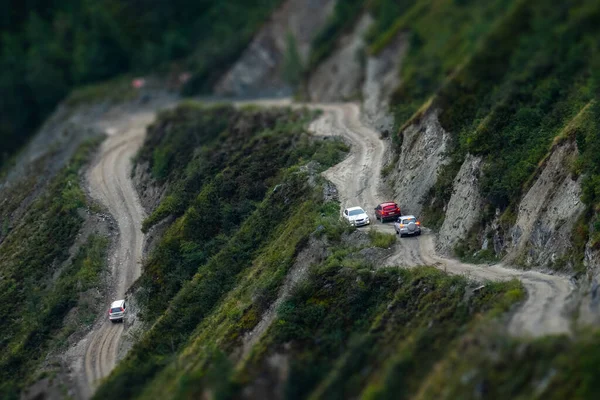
313,0,600,261
310,0,600,235
0,138,109,398
0,0,281,169
4,0,600,398
94,103,349,397
91,103,526,399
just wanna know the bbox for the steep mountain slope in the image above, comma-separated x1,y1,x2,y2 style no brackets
301,0,600,323
214,0,336,96
93,101,528,399
0,0,282,170
0,137,108,399
4,0,600,398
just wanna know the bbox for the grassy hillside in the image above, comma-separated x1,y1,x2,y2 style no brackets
0,138,109,398
348,0,600,260
415,327,600,399
91,102,530,399
233,266,522,400
0,0,282,170
133,103,349,322
93,103,349,398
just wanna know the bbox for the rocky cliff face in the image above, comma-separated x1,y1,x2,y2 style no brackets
306,14,407,136
506,140,584,269
307,14,373,102
580,241,600,325
383,108,450,217
361,32,408,135
384,121,585,275
132,161,167,214
214,0,336,97
436,154,484,255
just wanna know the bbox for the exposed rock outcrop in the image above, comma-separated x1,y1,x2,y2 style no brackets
307,14,373,102
383,108,450,217
362,32,408,135
437,154,484,255
214,0,336,97
132,160,167,214
579,240,600,325
506,140,584,268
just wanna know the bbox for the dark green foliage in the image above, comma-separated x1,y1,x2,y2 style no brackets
416,328,600,400
134,105,348,321
237,263,523,400
0,0,282,170
133,191,341,399
435,0,597,210
139,104,326,230
283,32,304,88
94,104,348,399
366,0,600,238
365,0,418,45
0,139,107,397
370,0,514,128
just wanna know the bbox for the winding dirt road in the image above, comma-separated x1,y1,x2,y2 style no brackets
78,111,156,397
77,99,573,398
309,102,574,337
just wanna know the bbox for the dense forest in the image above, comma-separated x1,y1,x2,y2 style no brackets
0,0,281,168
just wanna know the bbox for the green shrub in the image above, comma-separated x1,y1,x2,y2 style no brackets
94,105,348,399
415,327,600,400
369,230,396,248
134,106,349,320
236,263,523,400
0,138,106,397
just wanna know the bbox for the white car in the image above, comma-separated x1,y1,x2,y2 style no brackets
343,206,370,227
108,299,126,323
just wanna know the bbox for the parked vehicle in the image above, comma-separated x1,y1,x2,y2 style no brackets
343,206,370,226
375,202,401,222
394,215,421,237
108,299,126,323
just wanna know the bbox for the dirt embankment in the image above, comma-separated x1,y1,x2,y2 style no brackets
436,154,484,254
307,14,373,102
236,101,576,356
214,0,336,97
305,12,408,137
305,103,574,337
70,100,576,399
506,140,585,267
68,100,176,399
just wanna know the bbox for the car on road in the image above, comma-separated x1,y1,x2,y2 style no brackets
108,299,126,323
343,206,370,226
394,215,421,237
375,202,401,222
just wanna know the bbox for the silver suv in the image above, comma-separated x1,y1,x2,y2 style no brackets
108,299,126,323
394,215,421,237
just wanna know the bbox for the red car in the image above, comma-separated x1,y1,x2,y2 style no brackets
375,202,401,222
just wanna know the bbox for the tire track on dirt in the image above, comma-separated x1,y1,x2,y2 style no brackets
76,112,156,398
307,102,574,337
77,98,574,398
